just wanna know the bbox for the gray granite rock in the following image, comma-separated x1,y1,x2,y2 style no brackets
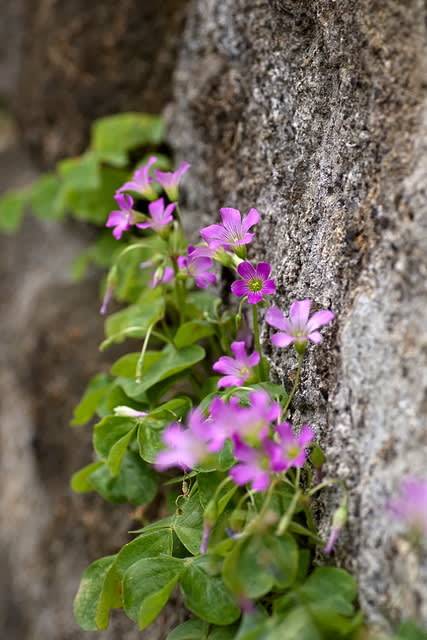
169,0,427,630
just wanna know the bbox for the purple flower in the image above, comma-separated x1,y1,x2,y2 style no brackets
229,435,272,491
266,422,314,472
231,262,276,304
137,197,176,233
100,284,114,315
324,502,348,554
154,162,191,201
212,341,259,388
177,245,217,288
117,156,158,200
155,409,210,471
105,193,136,239
266,300,334,348
388,476,427,537
207,396,245,452
234,391,281,444
200,207,260,249
149,266,174,288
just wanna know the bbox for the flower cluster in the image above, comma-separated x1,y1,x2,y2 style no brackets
156,390,314,492
106,157,190,239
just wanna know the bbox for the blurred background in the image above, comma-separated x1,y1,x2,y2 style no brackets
0,1,189,638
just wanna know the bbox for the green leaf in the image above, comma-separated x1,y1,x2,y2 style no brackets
266,607,322,640
394,621,427,640
173,492,204,554
174,321,215,349
261,533,299,590
107,425,138,476
185,291,221,320
128,344,205,394
0,190,26,233
70,461,104,493
115,529,174,580
58,152,100,191
252,381,289,405
72,374,111,426
123,556,183,625
181,556,240,626
111,351,162,378
73,555,116,630
223,536,274,599
167,619,238,640
92,113,164,152
30,173,63,220
301,567,357,611
94,148,128,167
137,419,166,463
167,619,209,640
95,562,123,628
88,452,157,505
101,290,165,350
61,166,128,225
93,416,136,460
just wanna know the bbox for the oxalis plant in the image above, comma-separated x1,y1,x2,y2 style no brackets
70,154,364,640
1,111,425,639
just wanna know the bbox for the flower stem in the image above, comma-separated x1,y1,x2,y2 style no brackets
252,304,264,381
136,322,155,382
281,350,304,419
276,488,302,536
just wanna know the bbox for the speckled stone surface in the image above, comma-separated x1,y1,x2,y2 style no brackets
169,0,427,630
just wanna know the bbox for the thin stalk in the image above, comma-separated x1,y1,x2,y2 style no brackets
276,488,302,536
136,323,155,382
281,350,304,419
252,304,263,381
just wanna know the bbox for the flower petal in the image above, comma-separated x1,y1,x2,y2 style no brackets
289,299,312,329
308,331,323,344
247,291,263,304
230,341,247,361
306,309,335,332
248,351,260,367
271,332,295,347
242,208,261,232
262,279,276,295
231,279,249,297
237,261,256,280
220,207,242,229
265,307,289,331
298,424,314,446
200,223,229,244
213,356,239,375
217,374,244,388
256,262,271,279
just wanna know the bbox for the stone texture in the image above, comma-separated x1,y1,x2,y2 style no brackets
14,0,189,167
169,0,427,630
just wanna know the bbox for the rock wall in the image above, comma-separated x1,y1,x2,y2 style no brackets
169,0,427,630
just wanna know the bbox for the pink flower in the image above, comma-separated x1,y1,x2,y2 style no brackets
117,156,158,200
388,476,427,538
100,284,114,315
234,391,281,444
266,422,314,472
154,162,191,201
229,435,272,492
177,245,217,288
155,410,210,471
137,197,176,232
231,262,276,304
213,341,259,388
266,300,334,348
200,207,260,249
207,396,245,452
105,193,136,239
